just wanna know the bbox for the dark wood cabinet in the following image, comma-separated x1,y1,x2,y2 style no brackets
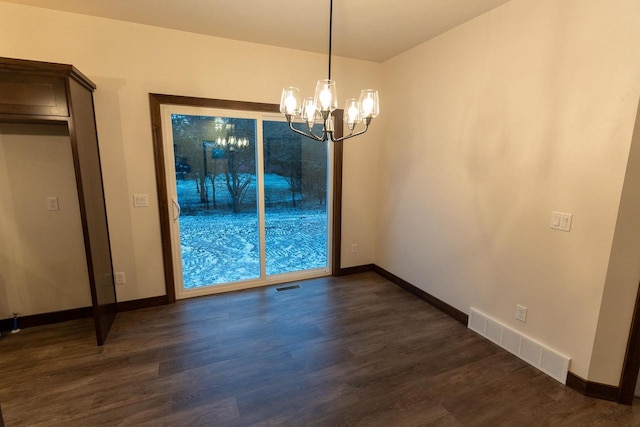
0,73,69,117
0,57,117,345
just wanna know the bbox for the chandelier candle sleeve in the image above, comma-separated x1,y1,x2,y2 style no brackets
314,79,338,116
359,90,379,121
280,87,301,116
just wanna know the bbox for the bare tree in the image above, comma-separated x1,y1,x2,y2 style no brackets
224,148,252,213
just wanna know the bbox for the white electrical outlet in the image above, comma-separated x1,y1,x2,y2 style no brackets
351,244,358,254
46,197,59,211
115,272,126,285
516,304,527,322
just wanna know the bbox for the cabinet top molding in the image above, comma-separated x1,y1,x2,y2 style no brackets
0,56,96,92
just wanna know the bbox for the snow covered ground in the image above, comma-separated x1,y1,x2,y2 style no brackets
176,175,328,288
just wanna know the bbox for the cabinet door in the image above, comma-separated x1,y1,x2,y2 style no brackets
0,72,69,117
69,78,117,346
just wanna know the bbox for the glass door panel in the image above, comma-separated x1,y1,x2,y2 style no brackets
171,114,260,289
262,120,329,276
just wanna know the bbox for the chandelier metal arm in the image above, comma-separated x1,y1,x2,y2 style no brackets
287,121,327,141
330,123,369,142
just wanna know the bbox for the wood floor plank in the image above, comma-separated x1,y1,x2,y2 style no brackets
1,272,639,426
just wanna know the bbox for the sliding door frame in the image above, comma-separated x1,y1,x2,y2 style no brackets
149,94,343,303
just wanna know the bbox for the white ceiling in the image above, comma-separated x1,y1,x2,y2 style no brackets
2,0,512,62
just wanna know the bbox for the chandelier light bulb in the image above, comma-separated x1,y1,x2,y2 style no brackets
344,98,361,130
348,105,360,120
285,96,297,114
319,89,332,109
302,97,318,126
362,98,373,115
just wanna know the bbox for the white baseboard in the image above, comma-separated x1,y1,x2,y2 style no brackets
468,307,571,384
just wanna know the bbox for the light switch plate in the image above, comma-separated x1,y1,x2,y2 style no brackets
550,212,572,232
133,194,149,207
46,197,59,211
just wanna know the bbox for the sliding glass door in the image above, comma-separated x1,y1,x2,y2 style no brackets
161,106,331,298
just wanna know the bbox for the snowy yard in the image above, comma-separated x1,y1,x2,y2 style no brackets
177,175,328,288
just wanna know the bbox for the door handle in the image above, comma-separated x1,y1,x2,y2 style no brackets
172,197,181,222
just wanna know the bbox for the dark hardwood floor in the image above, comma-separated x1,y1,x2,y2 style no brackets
1,272,640,426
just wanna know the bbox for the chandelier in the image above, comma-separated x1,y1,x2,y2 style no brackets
279,0,379,142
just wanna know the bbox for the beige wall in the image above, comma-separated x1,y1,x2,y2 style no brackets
0,124,92,316
0,2,382,302
378,0,640,381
